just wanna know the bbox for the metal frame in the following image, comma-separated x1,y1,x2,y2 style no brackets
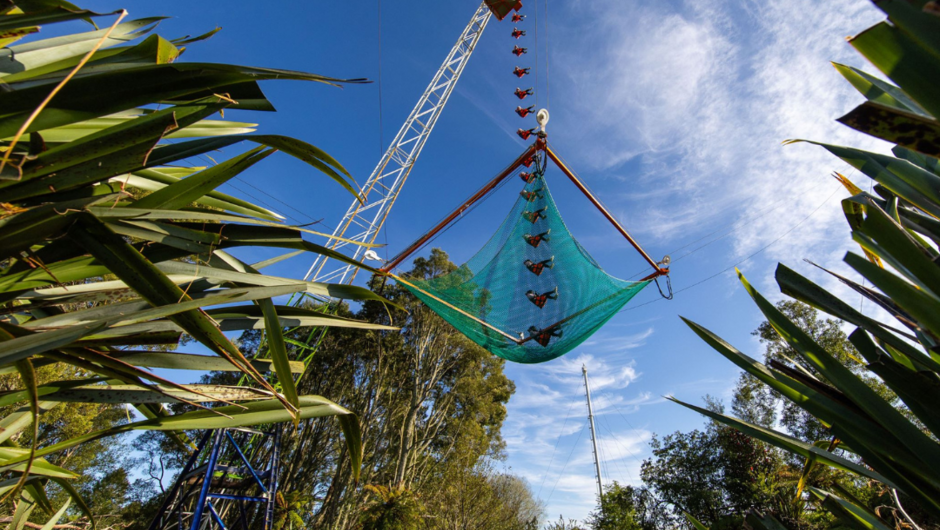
380,140,667,280
304,2,493,287
148,427,282,530
376,139,669,344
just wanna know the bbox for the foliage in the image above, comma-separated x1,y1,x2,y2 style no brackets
419,462,542,530
0,1,395,526
586,482,667,530
675,2,940,528
181,249,520,529
545,515,587,530
638,422,791,528
358,485,422,530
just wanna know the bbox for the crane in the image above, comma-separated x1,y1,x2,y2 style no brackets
303,2,496,287
150,6,525,530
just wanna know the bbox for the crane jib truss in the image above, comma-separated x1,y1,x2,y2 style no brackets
303,3,493,287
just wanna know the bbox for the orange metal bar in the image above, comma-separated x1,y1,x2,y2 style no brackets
544,145,667,278
380,142,539,273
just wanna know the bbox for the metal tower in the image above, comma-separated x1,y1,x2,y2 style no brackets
583,364,604,501
148,427,282,530
303,2,493,286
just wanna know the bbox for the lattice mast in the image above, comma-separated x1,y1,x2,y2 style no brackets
583,364,604,502
304,3,493,285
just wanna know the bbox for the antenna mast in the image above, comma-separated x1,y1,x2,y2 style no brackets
582,364,604,501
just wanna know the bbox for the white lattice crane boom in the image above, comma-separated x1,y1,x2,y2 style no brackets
304,3,493,285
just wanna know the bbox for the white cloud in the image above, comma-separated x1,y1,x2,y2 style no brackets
502,0,892,522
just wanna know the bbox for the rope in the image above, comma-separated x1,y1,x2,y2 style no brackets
609,402,649,472
619,183,844,313
231,176,325,226
534,0,539,110
545,420,588,504
537,399,577,498
545,0,549,111
622,177,833,281
597,416,633,484
378,0,388,261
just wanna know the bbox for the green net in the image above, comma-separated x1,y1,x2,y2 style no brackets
397,157,651,364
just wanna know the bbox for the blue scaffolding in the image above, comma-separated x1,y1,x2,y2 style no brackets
148,426,282,530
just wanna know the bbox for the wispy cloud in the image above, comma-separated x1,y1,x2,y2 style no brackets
502,0,890,522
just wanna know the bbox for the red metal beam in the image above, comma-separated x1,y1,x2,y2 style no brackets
379,142,539,273
544,145,667,278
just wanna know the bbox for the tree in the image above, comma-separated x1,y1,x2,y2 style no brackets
358,485,422,530
196,249,516,530
640,429,724,526
420,462,543,530
586,482,648,530
545,515,586,530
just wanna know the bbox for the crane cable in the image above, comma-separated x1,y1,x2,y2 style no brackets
378,0,388,261
537,398,577,498
619,181,845,314
545,420,589,505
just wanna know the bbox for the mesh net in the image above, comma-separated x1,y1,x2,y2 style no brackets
397,155,650,364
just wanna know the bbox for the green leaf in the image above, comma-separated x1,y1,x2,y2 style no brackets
171,27,221,46
668,398,894,487
855,204,940,300
144,134,360,199
0,448,77,478
845,251,940,340
110,352,303,374
856,331,940,435
123,169,280,220
893,145,940,177
0,8,120,34
4,396,356,465
38,497,71,530
68,215,251,362
25,284,306,329
871,0,940,64
0,103,228,202
798,141,940,218
850,21,940,119
47,477,94,529
151,261,393,307
738,267,940,476
338,414,363,482
256,298,299,410
807,487,892,530
775,263,937,371
0,321,105,366
39,384,274,404
837,101,940,157
131,146,273,209
10,485,38,530
252,250,304,270
0,63,364,137
0,17,166,81
832,62,930,117
684,513,709,530
84,207,381,250
0,401,59,444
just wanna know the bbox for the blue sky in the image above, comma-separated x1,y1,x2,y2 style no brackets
74,0,892,521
